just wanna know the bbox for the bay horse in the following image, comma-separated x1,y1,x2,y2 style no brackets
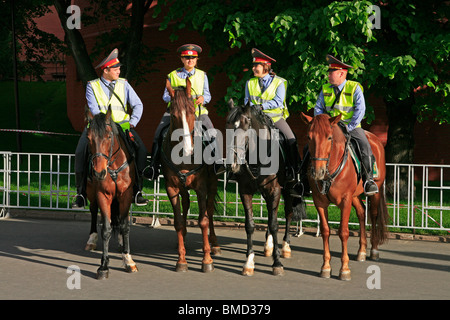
161,78,220,272
301,113,389,281
226,101,306,276
85,108,138,280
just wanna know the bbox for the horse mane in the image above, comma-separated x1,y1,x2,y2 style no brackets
90,112,119,137
171,87,195,119
311,113,346,143
226,103,274,129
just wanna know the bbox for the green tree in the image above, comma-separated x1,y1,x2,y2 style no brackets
157,0,449,196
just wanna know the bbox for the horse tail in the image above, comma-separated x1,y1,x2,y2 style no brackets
374,183,389,245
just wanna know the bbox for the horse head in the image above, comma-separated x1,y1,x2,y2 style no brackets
87,107,117,181
226,101,273,174
166,78,195,158
301,112,342,180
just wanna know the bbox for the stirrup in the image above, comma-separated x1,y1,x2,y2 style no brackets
143,165,158,181
214,163,226,176
72,194,86,209
364,180,379,196
134,191,149,207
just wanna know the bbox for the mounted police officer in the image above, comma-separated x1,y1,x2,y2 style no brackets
244,48,301,185
72,48,149,208
313,54,378,195
144,44,225,181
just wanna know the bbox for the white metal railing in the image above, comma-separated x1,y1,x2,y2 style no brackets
0,151,449,233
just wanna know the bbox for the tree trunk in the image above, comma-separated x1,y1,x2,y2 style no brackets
123,0,148,81
384,94,416,199
53,0,97,86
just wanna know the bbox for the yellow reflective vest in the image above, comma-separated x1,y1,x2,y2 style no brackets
168,69,208,117
89,78,130,130
247,75,289,123
323,80,363,128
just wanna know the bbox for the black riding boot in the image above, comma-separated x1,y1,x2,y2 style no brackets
143,140,161,181
72,172,86,209
362,155,378,196
285,142,301,183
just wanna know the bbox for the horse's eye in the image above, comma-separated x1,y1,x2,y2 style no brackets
328,136,332,141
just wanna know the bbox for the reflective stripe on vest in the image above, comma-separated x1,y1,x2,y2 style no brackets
89,78,130,130
323,80,362,128
247,76,289,123
168,69,208,117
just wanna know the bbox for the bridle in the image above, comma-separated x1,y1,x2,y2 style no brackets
90,124,130,182
309,126,349,195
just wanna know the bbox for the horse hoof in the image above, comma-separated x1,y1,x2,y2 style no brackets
264,248,273,257
96,269,109,280
211,247,222,256
319,268,331,278
339,270,351,281
84,244,96,251
272,267,284,276
202,263,214,273
242,267,254,276
176,263,188,272
370,249,380,261
356,252,367,262
125,265,138,273
281,250,291,259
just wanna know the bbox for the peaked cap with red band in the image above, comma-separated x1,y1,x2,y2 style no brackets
252,48,276,65
326,54,353,71
96,48,122,69
177,44,202,57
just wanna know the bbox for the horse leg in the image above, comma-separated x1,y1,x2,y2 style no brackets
316,205,331,278
241,194,256,276
119,209,138,273
352,196,367,261
338,199,352,281
281,190,293,259
85,202,98,251
265,190,284,276
197,191,214,272
207,177,221,256
97,214,112,280
169,187,187,272
264,230,273,257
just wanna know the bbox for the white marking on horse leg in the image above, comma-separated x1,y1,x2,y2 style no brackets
281,240,291,258
264,234,274,257
85,232,98,250
122,253,136,267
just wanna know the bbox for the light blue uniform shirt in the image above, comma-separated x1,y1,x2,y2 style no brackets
162,68,211,104
86,77,143,128
244,74,286,110
314,79,366,131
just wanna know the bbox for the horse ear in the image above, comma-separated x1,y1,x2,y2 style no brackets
85,105,94,122
166,79,175,98
329,114,342,126
228,99,235,110
301,112,313,124
106,105,112,122
186,77,192,99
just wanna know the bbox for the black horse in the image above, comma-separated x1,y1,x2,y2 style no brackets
226,100,305,276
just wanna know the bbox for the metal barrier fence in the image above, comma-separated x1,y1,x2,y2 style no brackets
1,151,449,233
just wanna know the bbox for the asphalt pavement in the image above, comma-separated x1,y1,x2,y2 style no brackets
0,216,448,304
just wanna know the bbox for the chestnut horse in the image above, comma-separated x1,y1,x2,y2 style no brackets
161,79,219,272
85,108,138,280
301,113,389,281
227,101,306,276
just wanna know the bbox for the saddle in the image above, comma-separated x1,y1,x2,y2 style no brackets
337,122,379,180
